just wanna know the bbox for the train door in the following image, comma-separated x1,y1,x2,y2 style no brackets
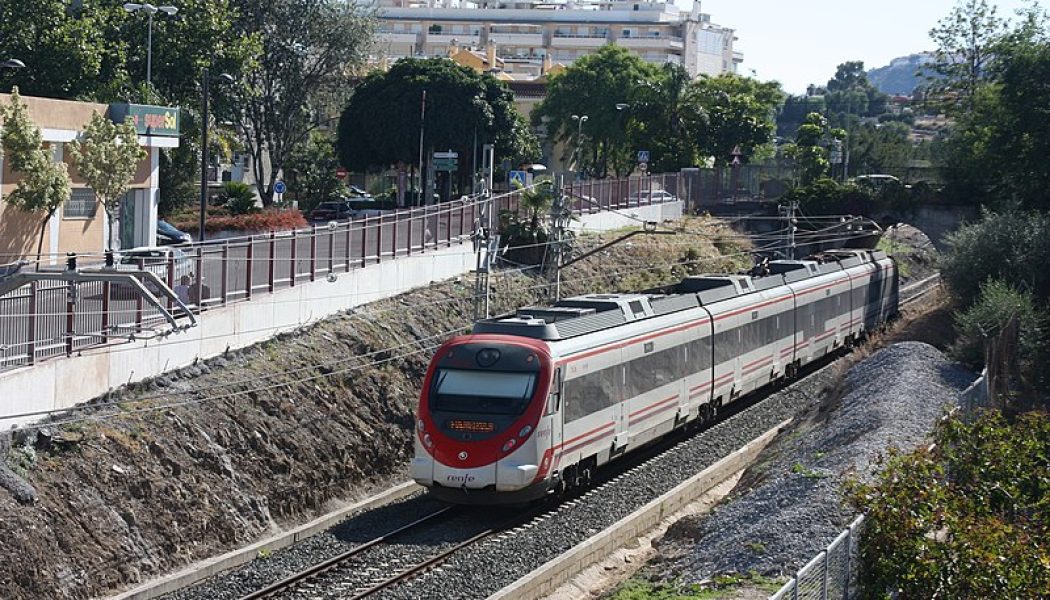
546,367,564,471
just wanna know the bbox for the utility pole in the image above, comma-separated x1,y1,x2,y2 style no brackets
548,175,572,301
418,89,426,204
473,144,497,322
779,200,798,259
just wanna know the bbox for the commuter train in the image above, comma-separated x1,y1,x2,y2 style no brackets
411,250,898,504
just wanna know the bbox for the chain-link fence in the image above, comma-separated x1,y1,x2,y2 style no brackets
769,515,864,600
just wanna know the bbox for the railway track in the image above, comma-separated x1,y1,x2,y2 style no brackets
219,274,944,600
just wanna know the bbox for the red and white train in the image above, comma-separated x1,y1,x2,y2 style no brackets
411,250,898,504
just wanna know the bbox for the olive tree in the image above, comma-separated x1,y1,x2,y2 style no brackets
68,112,146,251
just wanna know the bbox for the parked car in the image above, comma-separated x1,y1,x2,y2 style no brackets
347,197,395,218
157,219,192,245
628,190,678,205
309,200,355,221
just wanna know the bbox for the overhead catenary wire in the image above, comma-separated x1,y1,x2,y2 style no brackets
0,227,881,427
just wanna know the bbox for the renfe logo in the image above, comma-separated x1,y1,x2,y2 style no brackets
446,473,476,484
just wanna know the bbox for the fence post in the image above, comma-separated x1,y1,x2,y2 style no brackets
27,281,37,364
344,222,352,273
309,224,318,282
100,280,109,346
374,215,383,264
407,207,414,256
446,202,453,247
245,239,254,300
136,257,146,328
166,254,176,311
845,525,853,600
289,229,297,287
822,549,830,599
328,225,335,274
391,212,400,257
220,241,229,305
267,231,276,293
360,218,368,268
65,281,76,357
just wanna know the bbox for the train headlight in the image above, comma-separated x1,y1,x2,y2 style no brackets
417,419,424,431
423,434,433,448
501,439,516,452
476,348,501,367
518,425,533,438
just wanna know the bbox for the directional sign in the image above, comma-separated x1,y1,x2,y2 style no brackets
509,170,527,187
274,180,286,194
433,159,458,172
434,151,459,159
637,150,650,163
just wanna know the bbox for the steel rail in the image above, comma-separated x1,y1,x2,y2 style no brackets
236,505,458,600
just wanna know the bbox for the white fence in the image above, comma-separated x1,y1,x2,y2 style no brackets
769,516,864,600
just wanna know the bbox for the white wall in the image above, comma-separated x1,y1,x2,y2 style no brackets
0,201,681,428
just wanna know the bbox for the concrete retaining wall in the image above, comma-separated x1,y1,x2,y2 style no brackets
1,202,682,428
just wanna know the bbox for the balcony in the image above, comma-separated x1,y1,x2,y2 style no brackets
427,33,481,46
377,31,419,45
618,36,684,50
489,32,544,47
550,34,609,48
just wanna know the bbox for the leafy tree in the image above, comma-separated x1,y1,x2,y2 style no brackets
927,0,1007,111
533,46,658,178
228,0,376,207
337,58,538,191
787,112,844,185
849,411,1050,598
0,89,72,260
68,113,147,251
688,74,784,166
285,130,345,214
848,121,913,177
624,63,699,173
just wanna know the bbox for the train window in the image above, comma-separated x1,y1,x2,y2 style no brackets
563,366,620,422
629,300,645,316
431,369,537,415
625,344,683,397
644,341,654,353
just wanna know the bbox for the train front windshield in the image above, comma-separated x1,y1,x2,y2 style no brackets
431,369,537,415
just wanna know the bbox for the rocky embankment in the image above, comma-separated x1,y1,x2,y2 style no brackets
0,218,748,600
637,342,973,592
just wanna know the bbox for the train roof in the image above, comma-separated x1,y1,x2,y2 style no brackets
471,249,890,342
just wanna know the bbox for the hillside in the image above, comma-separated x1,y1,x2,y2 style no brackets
867,53,934,95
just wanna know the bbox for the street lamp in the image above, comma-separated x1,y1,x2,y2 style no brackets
570,114,588,179
199,69,236,242
123,3,178,91
1,59,25,69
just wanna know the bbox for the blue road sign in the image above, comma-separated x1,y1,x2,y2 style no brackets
509,171,527,187
274,180,286,194
637,150,650,163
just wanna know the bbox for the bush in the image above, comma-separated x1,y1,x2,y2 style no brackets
849,411,1050,599
218,181,259,215
784,178,872,215
950,280,1048,391
169,209,306,234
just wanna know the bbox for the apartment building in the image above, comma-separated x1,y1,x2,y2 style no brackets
375,0,743,79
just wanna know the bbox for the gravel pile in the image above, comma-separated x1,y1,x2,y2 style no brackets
650,342,973,583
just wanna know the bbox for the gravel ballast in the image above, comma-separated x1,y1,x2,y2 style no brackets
649,341,974,584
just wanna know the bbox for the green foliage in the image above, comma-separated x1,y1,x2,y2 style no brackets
926,0,1007,112
533,46,658,178
608,573,782,599
285,130,345,214
950,280,1046,385
499,179,556,263
338,58,538,185
940,209,1050,307
689,74,784,167
0,88,73,258
230,0,375,206
785,178,872,216
787,113,839,185
219,182,259,215
68,111,147,251
848,411,1050,599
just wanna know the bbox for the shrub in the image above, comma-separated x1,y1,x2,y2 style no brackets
168,209,306,234
784,178,872,216
218,181,259,215
849,411,1050,599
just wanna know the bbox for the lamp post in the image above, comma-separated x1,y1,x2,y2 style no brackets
570,114,588,180
123,3,178,91
199,68,236,242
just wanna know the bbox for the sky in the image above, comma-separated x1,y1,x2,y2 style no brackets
687,0,1033,93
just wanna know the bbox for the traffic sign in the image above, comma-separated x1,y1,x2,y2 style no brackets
637,150,650,163
509,171,527,187
433,159,458,171
433,151,459,159
274,180,286,194
336,167,348,178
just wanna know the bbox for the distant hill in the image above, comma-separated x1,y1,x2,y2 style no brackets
867,53,935,95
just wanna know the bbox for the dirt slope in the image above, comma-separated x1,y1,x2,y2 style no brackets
0,218,749,600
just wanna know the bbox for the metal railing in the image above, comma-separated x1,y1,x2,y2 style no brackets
0,177,681,372
563,173,684,213
769,516,864,600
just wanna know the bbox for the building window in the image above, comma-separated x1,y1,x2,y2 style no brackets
428,24,442,34
64,188,98,219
